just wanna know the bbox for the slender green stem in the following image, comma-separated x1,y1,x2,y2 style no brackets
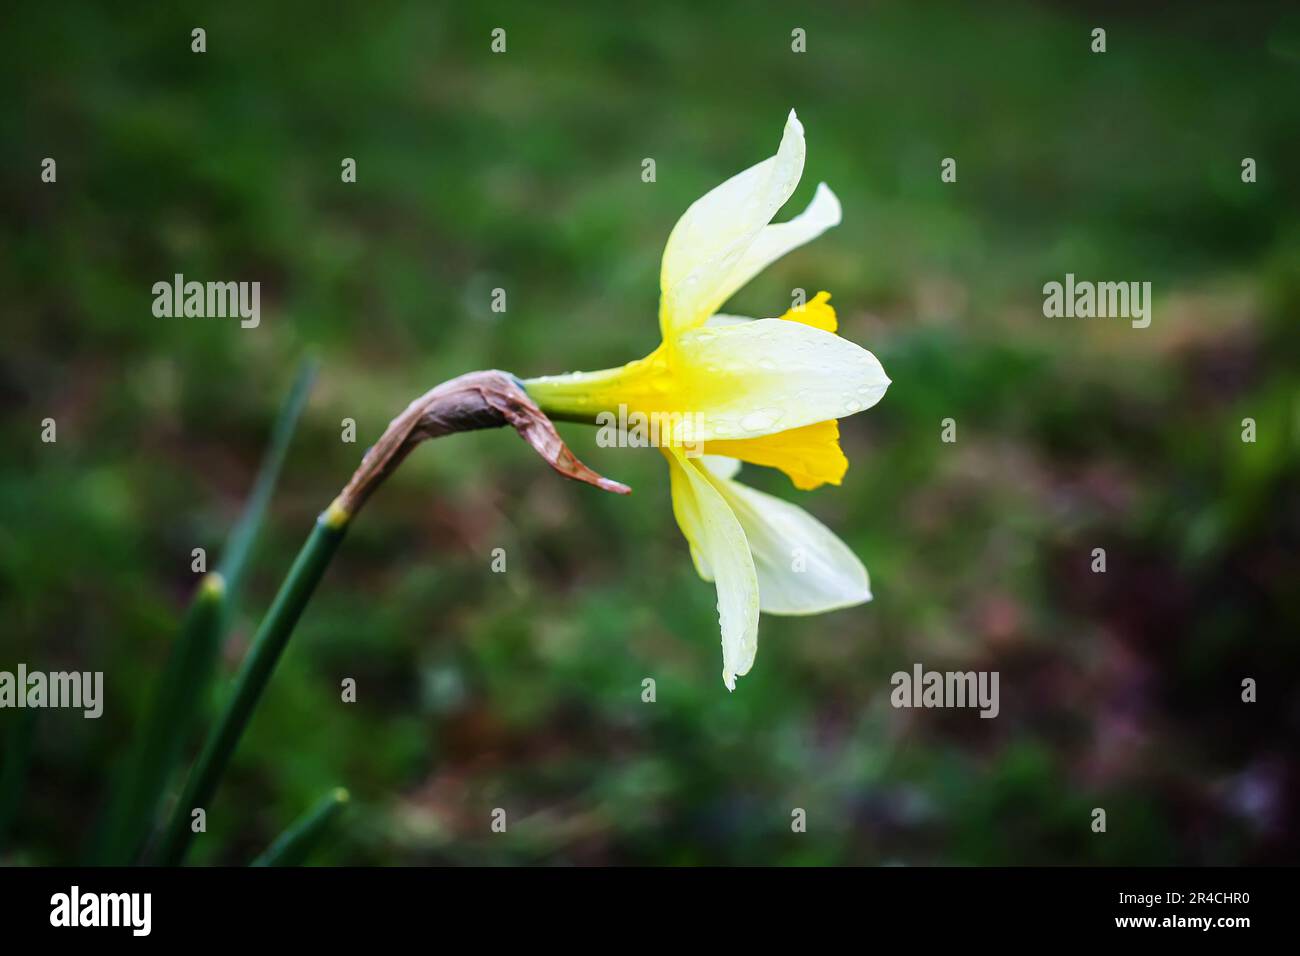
152,504,350,866
95,576,225,864
250,787,349,867
143,367,610,866
218,358,320,597
93,358,318,865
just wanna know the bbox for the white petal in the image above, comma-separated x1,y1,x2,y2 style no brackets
710,183,842,313
705,471,871,615
667,447,713,581
704,313,756,328
700,455,742,480
664,449,761,689
659,110,806,339
675,318,890,441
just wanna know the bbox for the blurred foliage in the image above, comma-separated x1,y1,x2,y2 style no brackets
1,1,1298,865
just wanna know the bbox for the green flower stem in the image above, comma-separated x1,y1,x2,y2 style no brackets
94,359,318,865
250,787,349,867
217,358,321,596
152,502,350,866
521,366,634,423
149,368,625,866
95,575,226,864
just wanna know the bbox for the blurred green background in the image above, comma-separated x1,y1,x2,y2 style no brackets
2,1,1298,865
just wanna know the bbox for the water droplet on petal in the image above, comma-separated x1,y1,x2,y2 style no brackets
740,407,784,433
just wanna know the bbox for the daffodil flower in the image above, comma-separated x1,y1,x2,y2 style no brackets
524,110,890,689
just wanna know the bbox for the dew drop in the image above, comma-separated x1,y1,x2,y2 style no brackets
740,407,784,433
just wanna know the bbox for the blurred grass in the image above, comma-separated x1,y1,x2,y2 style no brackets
1,1,1297,864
